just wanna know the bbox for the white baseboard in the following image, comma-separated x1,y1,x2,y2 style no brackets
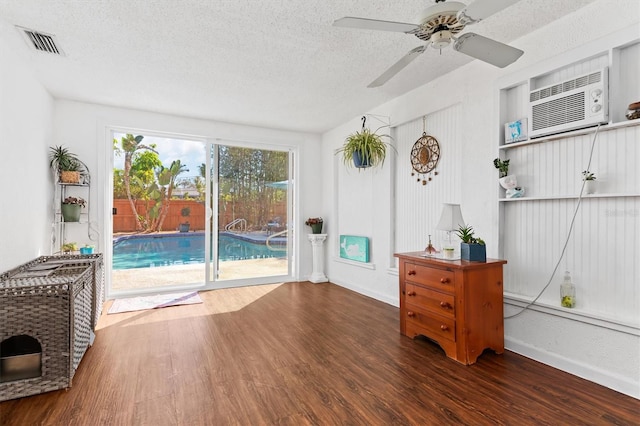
505,337,639,399
329,278,397,307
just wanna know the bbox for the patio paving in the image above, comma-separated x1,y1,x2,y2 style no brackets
111,257,288,291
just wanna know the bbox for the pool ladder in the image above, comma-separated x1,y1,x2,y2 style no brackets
266,229,287,251
225,218,247,233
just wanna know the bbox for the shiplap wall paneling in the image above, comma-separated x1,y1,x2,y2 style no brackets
503,196,639,323
503,126,640,199
336,152,374,241
394,105,462,256
501,124,640,324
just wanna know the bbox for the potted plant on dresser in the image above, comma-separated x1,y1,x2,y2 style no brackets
456,225,486,262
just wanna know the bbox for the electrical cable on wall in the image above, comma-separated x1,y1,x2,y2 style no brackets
504,124,601,319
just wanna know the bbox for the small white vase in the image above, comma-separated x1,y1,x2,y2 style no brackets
584,180,596,194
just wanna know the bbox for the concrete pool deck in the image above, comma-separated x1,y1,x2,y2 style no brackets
111,257,289,291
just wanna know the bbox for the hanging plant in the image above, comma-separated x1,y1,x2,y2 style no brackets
336,116,394,169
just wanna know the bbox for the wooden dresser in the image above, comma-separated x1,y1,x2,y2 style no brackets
395,252,507,365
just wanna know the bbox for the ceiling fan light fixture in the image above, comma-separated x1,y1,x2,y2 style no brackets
334,0,524,86
431,30,452,49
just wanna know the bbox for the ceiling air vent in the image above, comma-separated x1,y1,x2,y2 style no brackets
17,26,64,55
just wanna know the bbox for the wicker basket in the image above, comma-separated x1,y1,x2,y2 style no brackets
40,254,105,330
60,171,80,183
0,260,93,401
0,255,104,330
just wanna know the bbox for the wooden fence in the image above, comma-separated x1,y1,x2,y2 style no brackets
113,199,287,233
113,199,205,233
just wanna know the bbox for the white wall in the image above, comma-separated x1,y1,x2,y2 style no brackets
321,0,640,398
0,23,54,272
52,100,322,290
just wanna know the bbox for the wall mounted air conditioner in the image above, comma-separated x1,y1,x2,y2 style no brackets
529,68,608,138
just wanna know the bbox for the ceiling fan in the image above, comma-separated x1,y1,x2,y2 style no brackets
333,0,524,87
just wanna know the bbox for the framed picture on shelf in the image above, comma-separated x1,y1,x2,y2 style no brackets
505,118,528,144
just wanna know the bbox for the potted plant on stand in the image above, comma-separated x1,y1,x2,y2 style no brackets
336,117,394,169
305,217,324,234
179,206,191,232
61,196,86,222
49,145,89,184
582,170,596,194
456,225,486,262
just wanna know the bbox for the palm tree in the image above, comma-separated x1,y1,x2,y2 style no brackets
116,134,157,231
148,160,189,232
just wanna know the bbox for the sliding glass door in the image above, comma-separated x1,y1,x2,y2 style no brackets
111,132,207,294
110,130,294,296
206,143,292,284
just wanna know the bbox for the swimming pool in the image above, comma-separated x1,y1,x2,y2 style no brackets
112,233,286,270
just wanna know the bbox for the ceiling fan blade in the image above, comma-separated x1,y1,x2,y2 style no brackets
368,46,427,88
458,0,520,24
333,17,419,33
453,33,523,68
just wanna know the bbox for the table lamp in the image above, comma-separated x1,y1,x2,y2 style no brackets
435,203,465,250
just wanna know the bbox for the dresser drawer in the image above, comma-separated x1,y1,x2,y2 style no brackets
404,263,454,293
404,306,456,342
405,283,455,319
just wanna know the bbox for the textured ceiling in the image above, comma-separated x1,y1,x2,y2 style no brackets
0,0,597,133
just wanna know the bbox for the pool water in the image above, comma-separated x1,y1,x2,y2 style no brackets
113,234,286,270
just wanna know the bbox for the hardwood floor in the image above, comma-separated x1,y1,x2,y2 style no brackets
1,282,638,425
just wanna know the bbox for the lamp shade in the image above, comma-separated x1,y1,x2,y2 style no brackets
435,203,465,232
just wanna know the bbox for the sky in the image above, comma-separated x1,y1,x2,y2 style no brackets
113,132,205,180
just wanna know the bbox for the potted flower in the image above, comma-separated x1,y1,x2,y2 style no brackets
582,170,596,194
336,118,394,169
456,225,486,262
179,206,191,232
61,196,86,222
49,145,89,184
305,217,324,234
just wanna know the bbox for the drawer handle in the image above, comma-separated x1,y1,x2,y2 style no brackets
440,277,449,283
407,291,416,296
440,325,449,331
439,301,451,309
408,270,416,276
407,311,415,317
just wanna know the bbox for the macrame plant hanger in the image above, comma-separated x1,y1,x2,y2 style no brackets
410,116,441,186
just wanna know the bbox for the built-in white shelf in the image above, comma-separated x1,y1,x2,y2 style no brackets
332,256,375,270
499,119,640,150
504,292,640,336
499,193,640,202
496,32,640,326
